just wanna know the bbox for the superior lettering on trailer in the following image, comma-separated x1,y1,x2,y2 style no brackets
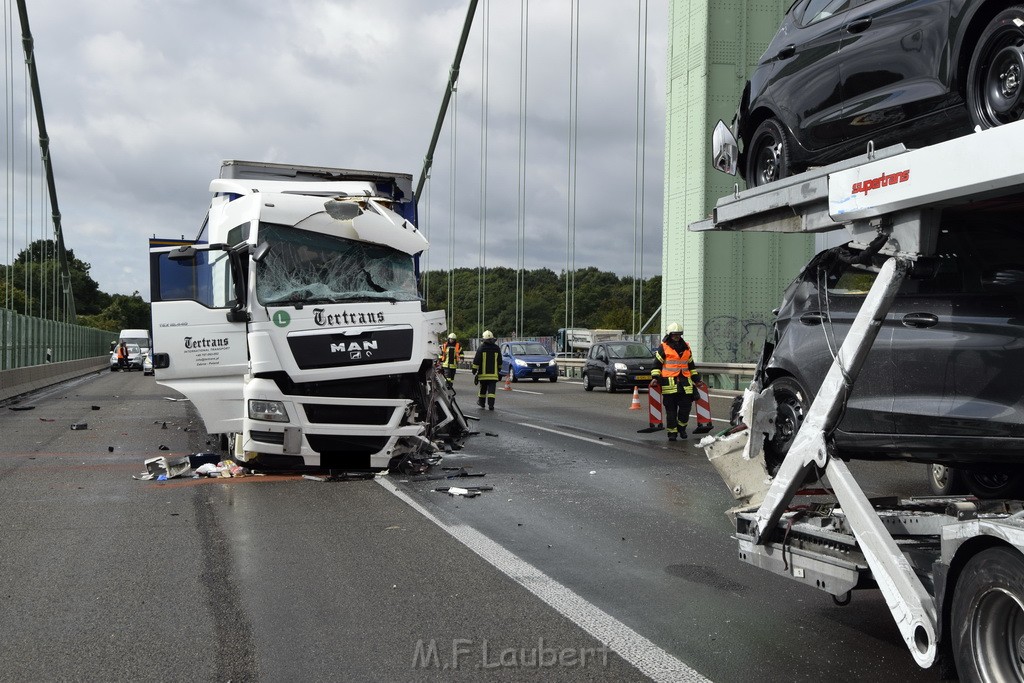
851,169,910,195
313,308,386,327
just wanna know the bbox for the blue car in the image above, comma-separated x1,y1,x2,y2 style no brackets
500,341,558,383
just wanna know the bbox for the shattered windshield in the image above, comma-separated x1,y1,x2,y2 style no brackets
255,223,419,305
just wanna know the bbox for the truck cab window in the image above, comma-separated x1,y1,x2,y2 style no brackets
255,222,419,306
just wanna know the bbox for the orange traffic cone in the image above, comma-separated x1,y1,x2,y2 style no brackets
502,372,512,391
629,386,642,410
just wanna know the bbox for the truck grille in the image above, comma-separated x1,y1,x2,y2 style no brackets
302,404,393,425
288,329,414,370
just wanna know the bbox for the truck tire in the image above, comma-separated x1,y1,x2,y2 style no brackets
951,546,1024,681
928,464,967,496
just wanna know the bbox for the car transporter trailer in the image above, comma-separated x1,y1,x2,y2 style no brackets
693,119,1024,680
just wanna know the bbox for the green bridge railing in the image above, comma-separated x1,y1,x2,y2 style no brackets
1,308,110,370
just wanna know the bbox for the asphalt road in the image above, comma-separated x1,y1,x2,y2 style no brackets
0,368,948,682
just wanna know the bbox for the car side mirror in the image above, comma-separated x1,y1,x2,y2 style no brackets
712,120,739,176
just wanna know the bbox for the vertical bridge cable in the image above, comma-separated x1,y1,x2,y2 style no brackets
447,88,458,334
477,0,489,338
632,0,649,335
4,0,13,312
564,0,580,336
515,0,529,337
422,174,430,306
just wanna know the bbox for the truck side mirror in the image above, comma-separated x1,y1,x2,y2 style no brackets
153,352,170,369
168,245,197,261
251,241,271,263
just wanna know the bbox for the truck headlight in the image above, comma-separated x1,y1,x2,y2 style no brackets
249,399,289,422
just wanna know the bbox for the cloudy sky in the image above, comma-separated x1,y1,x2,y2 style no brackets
8,0,668,299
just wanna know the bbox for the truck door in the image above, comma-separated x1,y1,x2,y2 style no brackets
149,244,249,434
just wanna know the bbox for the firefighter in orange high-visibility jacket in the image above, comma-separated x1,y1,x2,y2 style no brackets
651,323,700,441
439,333,461,387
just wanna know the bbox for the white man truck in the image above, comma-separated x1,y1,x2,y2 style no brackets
148,160,468,471
696,121,1024,679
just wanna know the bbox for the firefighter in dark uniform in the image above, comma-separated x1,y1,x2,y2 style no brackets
652,322,700,441
440,333,461,387
472,330,501,410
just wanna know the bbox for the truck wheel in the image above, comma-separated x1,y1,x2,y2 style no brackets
928,464,967,496
745,117,791,187
765,376,808,474
604,375,617,393
966,5,1024,130
951,546,1024,681
583,374,593,391
963,468,1024,499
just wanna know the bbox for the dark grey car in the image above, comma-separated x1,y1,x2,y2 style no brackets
582,341,656,393
755,203,1024,497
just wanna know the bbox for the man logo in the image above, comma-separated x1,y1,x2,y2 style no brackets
330,340,378,354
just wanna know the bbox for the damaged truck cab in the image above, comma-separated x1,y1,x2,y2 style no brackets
149,160,465,471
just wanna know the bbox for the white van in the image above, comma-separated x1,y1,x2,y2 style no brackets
118,329,151,355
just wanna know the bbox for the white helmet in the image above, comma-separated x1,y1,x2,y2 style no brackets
448,333,457,340
482,330,494,339
667,322,682,334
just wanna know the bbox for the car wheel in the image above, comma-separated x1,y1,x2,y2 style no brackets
967,6,1024,129
951,546,1024,682
962,468,1024,499
583,374,593,391
745,117,791,188
928,464,967,496
604,374,616,393
765,376,808,474
511,372,518,383
549,376,557,383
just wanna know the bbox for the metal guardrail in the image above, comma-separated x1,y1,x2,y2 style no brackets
557,359,755,391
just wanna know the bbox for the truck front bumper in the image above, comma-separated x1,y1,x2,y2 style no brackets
238,378,427,470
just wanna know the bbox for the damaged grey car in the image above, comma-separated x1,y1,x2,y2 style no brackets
749,205,1024,498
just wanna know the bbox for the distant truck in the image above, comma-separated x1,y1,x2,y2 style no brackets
554,328,623,354
148,160,469,472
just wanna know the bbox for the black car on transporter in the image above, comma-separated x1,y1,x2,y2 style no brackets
714,0,1024,186
753,203,1024,498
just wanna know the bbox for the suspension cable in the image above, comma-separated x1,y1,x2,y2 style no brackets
447,87,457,334
564,0,579,336
477,0,489,338
632,0,649,334
515,0,529,337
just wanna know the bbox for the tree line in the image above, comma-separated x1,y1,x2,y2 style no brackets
422,266,661,339
0,239,151,332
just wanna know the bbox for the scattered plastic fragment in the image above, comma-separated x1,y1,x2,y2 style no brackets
158,445,170,451
134,455,191,480
91,406,101,411
71,422,87,430
107,446,114,453
9,405,35,411
485,432,499,437
38,418,55,422
589,470,597,475
161,422,167,429
434,485,493,497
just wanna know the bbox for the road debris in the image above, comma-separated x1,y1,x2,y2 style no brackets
434,485,494,497
71,422,87,430
9,405,35,411
91,405,101,411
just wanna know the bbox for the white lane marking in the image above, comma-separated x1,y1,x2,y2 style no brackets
512,388,544,395
521,422,613,447
378,478,711,683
